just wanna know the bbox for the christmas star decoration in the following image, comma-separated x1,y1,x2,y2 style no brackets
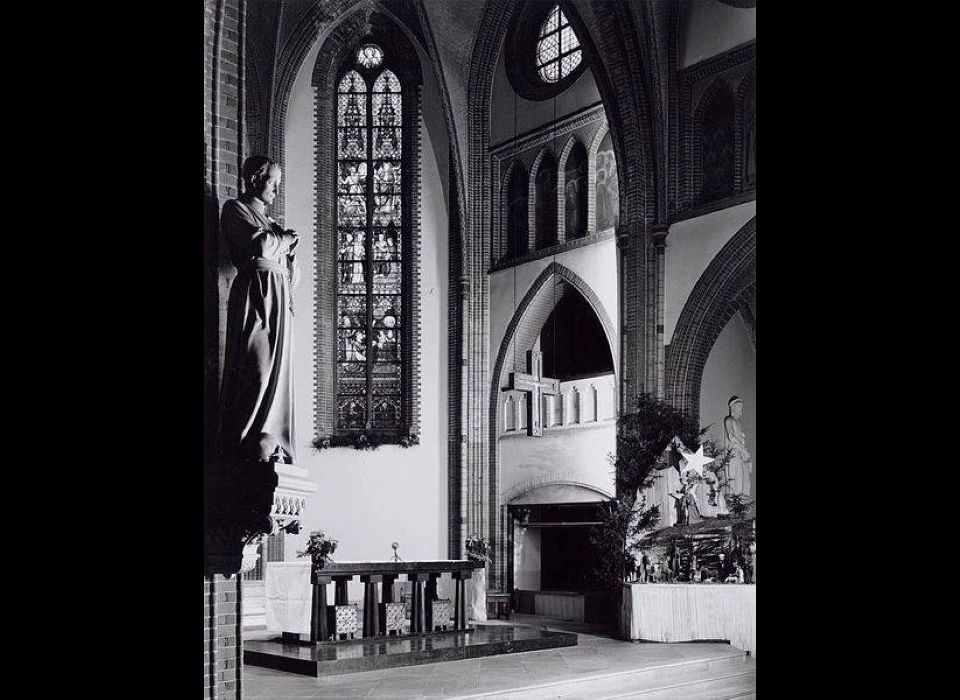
678,444,715,477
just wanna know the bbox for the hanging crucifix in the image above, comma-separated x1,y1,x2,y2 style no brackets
505,350,559,436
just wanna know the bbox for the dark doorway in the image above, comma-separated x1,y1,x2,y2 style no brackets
540,526,600,591
511,503,605,593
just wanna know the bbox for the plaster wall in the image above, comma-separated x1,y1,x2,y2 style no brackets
680,0,756,69
489,237,618,379
664,201,755,345
281,33,451,592
490,39,601,146
699,313,756,500
499,422,616,506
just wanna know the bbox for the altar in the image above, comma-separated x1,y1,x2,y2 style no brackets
249,559,578,676
265,560,483,641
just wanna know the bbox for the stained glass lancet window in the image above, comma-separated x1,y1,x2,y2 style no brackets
536,5,581,83
336,57,403,433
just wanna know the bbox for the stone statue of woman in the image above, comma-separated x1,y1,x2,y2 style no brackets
723,396,753,498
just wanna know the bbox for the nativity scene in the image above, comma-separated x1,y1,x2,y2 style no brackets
204,1,756,698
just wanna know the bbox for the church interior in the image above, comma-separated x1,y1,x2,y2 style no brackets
204,0,756,697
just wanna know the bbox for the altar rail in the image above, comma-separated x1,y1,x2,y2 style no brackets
501,373,616,434
266,561,484,643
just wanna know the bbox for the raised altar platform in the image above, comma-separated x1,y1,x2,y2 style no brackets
620,583,756,657
247,559,580,675
244,624,578,676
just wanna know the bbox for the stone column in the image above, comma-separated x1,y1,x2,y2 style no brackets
653,225,668,399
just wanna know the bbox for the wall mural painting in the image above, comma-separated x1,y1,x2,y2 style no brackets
564,142,587,240
595,131,619,233
535,154,558,249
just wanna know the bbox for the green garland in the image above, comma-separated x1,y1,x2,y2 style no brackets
311,432,419,451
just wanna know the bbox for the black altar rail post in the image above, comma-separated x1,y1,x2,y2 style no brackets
407,572,429,634
310,574,332,642
360,574,383,637
304,560,482,642
451,569,473,631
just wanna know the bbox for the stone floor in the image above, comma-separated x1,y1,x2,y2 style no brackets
242,615,755,699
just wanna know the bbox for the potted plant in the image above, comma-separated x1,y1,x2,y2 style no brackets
591,393,701,635
296,530,338,583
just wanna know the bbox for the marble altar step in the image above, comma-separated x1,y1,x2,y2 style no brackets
459,647,754,700
244,624,578,677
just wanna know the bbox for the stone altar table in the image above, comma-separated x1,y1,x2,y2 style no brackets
265,560,484,642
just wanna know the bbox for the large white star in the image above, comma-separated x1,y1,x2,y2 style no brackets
679,444,715,477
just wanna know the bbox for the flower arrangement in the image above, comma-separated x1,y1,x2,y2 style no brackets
296,530,338,572
464,534,489,563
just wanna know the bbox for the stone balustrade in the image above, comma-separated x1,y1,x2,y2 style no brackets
500,372,616,435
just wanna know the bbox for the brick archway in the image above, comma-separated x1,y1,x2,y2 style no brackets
461,0,661,573
664,217,756,422
486,261,616,589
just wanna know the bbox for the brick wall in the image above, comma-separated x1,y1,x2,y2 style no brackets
204,0,245,697
204,575,243,700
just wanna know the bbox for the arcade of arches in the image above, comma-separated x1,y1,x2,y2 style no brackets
204,1,755,697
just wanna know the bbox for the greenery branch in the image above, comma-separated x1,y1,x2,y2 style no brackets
312,432,419,451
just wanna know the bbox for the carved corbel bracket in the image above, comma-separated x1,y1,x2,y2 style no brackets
203,460,279,578
271,463,318,535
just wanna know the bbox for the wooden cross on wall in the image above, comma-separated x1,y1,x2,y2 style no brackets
505,350,559,436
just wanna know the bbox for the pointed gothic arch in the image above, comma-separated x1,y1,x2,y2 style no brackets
664,217,756,422
694,78,736,203
463,0,661,576
487,261,616,588
496,158,530,262
587,120,610,235
265,1,466,232
527,146,556,251
557,133,589,242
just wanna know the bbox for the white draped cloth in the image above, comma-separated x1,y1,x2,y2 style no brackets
265,562,312,634
621,584,756,657
466,567,487,621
